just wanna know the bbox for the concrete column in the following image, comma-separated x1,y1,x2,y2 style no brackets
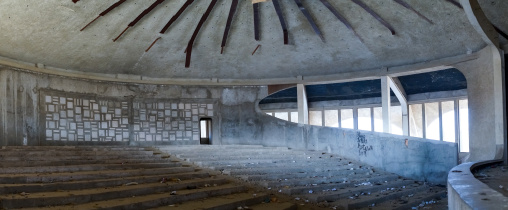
454,46,504,161
381,76,391,133
297,84,308,124
353,108,358,130
388,77,409,136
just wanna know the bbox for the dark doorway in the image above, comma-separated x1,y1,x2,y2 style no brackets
200,118,212,145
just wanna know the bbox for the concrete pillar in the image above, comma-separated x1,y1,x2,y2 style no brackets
454,46,505,161
353,108,358,130
388,77,409,136
381,76,391,133
297,84,308,124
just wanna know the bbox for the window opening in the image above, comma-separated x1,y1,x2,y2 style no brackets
341,109,354,129
358,108,372,131
199,118,212,145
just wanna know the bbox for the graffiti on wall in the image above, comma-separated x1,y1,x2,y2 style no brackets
357,132,373,156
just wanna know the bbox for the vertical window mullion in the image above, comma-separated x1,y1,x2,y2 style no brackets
422,104,426,139
439,102,443,141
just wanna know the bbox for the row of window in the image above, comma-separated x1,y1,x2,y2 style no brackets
265,99,469,152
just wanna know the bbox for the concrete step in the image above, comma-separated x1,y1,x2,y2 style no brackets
0,171,211,194
0,167,197,183
223,164,370,176
279,174,400,195
175,149,326,158
0,177,230,209
305,180,416,202
0,158,176,167
237,168,377,182
186,155,347,165
24,183,248,210
331,184,429,209
157,145,275,150
0,154,161,161
149,192,270,210
207,160,351,171
0,162,182,174
249,202,298,210
366,186,447,210
193,159,340,168
1,146,148,151
257,172,390,188
0,150,155,156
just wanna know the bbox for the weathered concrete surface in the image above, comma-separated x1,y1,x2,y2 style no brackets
454,45,505,161
159,145,448,209
0,0,490,83
0,146,295,210
448,160,508,210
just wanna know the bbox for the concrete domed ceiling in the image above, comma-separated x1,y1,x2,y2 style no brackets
0,0,505,82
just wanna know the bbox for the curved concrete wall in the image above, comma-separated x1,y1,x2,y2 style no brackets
0,66,458,184
448,160,508,209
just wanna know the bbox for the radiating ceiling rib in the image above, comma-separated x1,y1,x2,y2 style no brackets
80,0,127,31
113,0,166,42
272,0,289,45
393,0,433,24
185,0,218,68
352,0,396,35
319,0,364,43
293,0,325,42
221,0,240,54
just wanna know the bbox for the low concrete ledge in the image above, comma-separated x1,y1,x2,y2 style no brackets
447,160,508,210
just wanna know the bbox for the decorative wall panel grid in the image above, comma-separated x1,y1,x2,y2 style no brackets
44,95,129,142
43,93,215,142
133,102,213,142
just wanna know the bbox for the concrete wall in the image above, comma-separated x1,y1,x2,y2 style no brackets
0,67,230,146
223,101,457,184
0,66,458,184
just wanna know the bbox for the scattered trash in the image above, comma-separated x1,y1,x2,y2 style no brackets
308,190,313,194
170,191,177,195
500,185,504,189
332,188,337,191
408,194,414,197
237,207,243,210
252,194,257,197
125,182,138,186
295,197,301,201
19,192,30,196
204,184,211,187
160,178,166,183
